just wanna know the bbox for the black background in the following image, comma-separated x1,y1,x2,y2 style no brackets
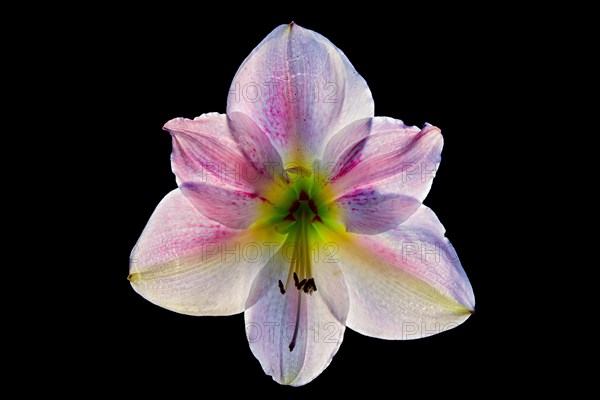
92,8,523,397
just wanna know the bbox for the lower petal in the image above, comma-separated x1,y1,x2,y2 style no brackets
244,248,349,386
129,189,285,316
333,206,474,339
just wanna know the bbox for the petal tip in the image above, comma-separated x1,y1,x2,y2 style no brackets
284,21,295,34
422,123,442,134
162,117,185,132
127,273,140,283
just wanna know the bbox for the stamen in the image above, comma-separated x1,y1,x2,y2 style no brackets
289,291,302,352
301,202,311,279
281,192,322,351
289,200,300,213
303,278,317,295
278,280,286,294
308,199,318,215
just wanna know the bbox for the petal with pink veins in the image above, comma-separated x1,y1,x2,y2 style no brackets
325,118,443,203
244,249,349,386
334,189,421,234
332,205,474,339
129,189,285,316
228,111,286,184
164,113,266,192
180,182,265,230
227,23,374,162
320,118,373,169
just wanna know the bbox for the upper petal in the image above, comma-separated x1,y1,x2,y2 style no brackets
334,189,421,235
320,117,373,171
164,113,266,193
244,248,349,386
179,182,264,230
228,112,285,184
165,113,283,227
332,205,474,339
227,23,374,162
325,118,443,203
129,189,285,316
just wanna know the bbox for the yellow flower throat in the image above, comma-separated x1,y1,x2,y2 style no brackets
253,170,343,351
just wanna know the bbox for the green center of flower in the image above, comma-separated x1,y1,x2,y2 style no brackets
253,170,343,351
276,190,320,296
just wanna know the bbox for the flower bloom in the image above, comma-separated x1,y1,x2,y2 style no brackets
129,23,474,386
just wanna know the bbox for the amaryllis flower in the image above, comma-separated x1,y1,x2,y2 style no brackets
129,23,474,386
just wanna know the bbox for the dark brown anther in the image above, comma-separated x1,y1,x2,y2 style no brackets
278,280,286,294
311,215,323,223
299,190,309,201
284,214,296,221
293,272,299,287
303,278,317,295
288,200,300,213
297,278,307,290
308,199,318,215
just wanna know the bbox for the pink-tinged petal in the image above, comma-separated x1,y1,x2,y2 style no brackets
227,23,374,162
129,189,284,316
334,189,421,234
164,113,265,192
179,182,264,230
326,118,443,203
244,250,349,386
228,112,285,183
333,206,474,339
320,117,373,171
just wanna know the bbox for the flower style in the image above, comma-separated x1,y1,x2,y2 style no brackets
129,23,475,386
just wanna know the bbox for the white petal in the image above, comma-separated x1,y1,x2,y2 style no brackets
335,206,474,339
244,248,349,386
129,189,285,316
227,23,374,162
